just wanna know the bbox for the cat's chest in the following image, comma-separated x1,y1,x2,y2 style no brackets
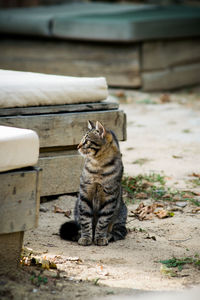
87,172,103,186
84,161,103,180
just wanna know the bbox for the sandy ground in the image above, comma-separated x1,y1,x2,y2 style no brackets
1,88,200,300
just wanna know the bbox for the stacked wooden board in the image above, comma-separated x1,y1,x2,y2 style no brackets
0,102,126,196
141,39,200,91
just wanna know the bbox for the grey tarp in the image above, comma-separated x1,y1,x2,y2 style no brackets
0,3,200,42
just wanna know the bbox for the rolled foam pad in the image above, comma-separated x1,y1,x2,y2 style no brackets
0,69,108,108
0,126,39,172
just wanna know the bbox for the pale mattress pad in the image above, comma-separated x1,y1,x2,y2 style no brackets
0,126,39,172
0,69,108,108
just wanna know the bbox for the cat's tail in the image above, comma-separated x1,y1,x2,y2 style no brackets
59,220,80,241
111,224,127,241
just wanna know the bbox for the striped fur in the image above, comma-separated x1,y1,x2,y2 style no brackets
60,121,127,246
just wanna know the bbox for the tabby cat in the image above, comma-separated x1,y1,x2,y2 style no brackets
60,120,127,246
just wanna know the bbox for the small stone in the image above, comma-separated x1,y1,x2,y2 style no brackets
68,277,75,281
40,206,48,212
56,282,63,290
173,195,181,201
175,201,187,208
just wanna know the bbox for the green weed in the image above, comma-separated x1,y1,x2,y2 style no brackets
93,278,100,286
160,256,200,272
30,274,48,286
122,173,166,202
182,129,191,133
122,173,200,206
189,178,200,187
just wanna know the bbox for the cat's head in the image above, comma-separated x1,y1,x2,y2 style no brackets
77,120,108,157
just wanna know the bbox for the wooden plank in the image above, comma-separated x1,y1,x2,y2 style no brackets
0,232,24,275
0,168,41,234
142,39,200,71
142,62,200,91
0,109,126,147
0,38,141,88
38,152,84,196
0,102,118,117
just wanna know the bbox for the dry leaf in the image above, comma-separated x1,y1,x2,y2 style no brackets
132,202,163,221
54,206,71,218
192,207,200,213
155,209,174,219
65,257,83,263
115,90,125,98
132,203,170,221
191,173,200,178
173,195,181,201
160,265,177,277
182,193,194,199
135,192,148,199
145,234,156,241
160,94,171,103
64,209,71,218
155,209,168,219
172,155,182,159
41,259,50,270
54,205,65,214
141,180,154,188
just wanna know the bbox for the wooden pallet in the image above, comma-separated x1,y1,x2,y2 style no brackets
0,102,126,196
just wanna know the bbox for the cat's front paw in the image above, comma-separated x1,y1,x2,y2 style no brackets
78,237,92,246
94,237,108,246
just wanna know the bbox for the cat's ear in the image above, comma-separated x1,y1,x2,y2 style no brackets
88,120,95,130
96,121,106,139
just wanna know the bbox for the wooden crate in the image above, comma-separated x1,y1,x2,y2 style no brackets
0,167,41,275
0,102,126,196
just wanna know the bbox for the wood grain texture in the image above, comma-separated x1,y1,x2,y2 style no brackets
0,168,41,234
0,38,141,87
0,102,118,116
142,39,200,71
0,232,24,275
142,62,200,91
38,152,84,196
0,110,126,147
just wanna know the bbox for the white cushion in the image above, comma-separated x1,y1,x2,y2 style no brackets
0,126,39,172
0,69,108,108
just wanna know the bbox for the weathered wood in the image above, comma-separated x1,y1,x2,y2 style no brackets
142,62,200,91
0,232,24,275
142,39,200,71
0,109,126,147
38,152,83,196
0,38,141,87
0,168,41,234
0,102,118,116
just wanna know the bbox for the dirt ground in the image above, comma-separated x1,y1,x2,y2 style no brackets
1,87,200,300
